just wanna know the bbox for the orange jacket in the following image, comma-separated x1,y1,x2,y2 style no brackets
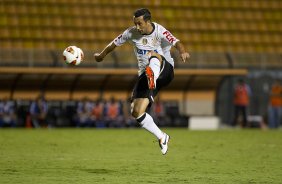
107,103,119,119
270,84,282,107
234,84,250,106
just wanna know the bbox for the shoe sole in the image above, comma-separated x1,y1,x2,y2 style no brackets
145,66,155,89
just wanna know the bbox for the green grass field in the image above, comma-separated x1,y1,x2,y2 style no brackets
0,128,282,184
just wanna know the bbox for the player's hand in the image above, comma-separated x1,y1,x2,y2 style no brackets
94,53,104,62
180,52,190,63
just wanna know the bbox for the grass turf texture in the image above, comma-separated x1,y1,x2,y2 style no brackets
0,129,282,184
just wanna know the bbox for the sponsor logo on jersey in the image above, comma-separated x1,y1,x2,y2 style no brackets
163,31,176,43
137,48,158,55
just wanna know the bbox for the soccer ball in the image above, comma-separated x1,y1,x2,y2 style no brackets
63,46,84,65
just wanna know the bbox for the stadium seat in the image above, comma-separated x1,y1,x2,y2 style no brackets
0,0,282,52
0,0,281,65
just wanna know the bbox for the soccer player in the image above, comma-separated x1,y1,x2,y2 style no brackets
94,8,189,155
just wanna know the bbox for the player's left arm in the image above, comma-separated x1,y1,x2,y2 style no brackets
174,41,190,63
160,25,190,62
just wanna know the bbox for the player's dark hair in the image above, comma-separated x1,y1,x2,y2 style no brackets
134,8,151,21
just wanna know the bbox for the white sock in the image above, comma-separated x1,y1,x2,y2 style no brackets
136,113,163,139
149,57,161,85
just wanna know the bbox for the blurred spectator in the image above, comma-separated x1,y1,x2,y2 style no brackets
76,97,94,127
268,79,282,128
232,79,251,127
91,98,106,128
29,95,48,128
0,98,17,127
105,97,124,127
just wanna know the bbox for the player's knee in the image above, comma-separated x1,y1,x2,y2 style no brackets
131,108,140,118
149,51,162,62
131,106,144,119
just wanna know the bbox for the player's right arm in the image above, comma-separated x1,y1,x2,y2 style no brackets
94,42,116,62
94,28,131,62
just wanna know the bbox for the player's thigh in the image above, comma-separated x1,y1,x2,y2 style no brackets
131,98,150,118
149,51,163,65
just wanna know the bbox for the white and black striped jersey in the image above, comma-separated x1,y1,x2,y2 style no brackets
113,22,179,76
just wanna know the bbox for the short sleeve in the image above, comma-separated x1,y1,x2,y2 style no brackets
159,25,179,46
113,28,130,46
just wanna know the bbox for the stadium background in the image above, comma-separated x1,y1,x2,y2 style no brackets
0,0,281,127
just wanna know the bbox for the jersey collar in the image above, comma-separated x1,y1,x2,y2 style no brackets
143,23,155,35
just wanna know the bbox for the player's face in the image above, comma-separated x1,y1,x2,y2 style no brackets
133,16,151,34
